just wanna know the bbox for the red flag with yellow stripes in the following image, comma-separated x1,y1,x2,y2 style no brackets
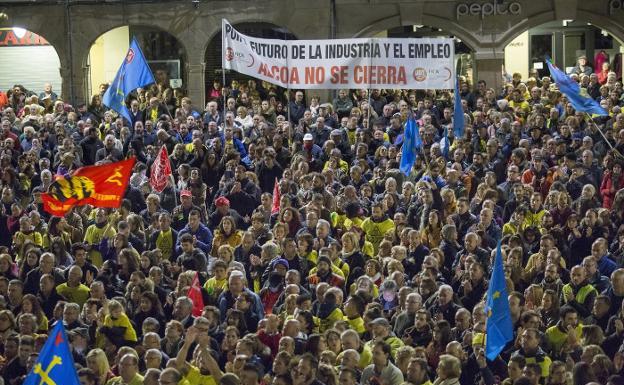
41,157,136,216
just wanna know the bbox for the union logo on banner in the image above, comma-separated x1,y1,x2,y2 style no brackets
225,47,234,61
125,48,135,64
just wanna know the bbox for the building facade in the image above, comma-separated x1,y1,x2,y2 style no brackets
1,0,623,106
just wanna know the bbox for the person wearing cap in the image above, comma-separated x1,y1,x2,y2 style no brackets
307,254,345,293
572,55,593,77
208,196,244,232
68,327,89,366
172,190,202,231
329,128,353,164
318,102,337,128
364,318,404,360
301,132,323,170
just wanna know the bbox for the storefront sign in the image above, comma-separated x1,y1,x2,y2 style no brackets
222,19,455,90
456,1,522,20
0,29,49,47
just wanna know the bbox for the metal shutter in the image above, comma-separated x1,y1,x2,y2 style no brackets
0,46,62,95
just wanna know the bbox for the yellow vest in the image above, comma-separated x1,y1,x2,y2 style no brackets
361,217,395,254
546,323,583,354
524,354,552,378
562,283,597,305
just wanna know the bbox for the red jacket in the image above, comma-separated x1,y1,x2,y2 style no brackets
600,172,624,208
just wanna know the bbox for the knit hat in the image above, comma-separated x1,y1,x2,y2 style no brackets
215,196,230,207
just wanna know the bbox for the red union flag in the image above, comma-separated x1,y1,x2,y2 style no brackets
271,177,280,215
150,146,172,192
188,271,205,317
41,158,136,216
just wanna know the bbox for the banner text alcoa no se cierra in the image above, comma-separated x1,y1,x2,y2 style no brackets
249,42,452,59
257,64,409,85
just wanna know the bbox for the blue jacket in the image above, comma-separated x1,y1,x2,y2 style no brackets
176,222,213,256
597,255,617,277
220,135,247,158
218,288,264,322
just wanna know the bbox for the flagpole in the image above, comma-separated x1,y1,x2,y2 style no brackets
222,20,227,118
585,112,624,159
367,38,373,127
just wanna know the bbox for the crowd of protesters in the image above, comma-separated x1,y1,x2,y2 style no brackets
0,53,623,385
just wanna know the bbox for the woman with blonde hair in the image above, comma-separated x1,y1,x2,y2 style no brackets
434,354,462,385
341,231,365,287
440,188,457,219
86,348,115,385
524,284,544,310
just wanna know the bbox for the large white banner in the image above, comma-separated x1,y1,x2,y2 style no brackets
222,19,455,90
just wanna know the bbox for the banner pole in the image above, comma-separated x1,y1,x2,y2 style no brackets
222,20,227,116
367,38,373,126
170,174,178,208
585,112,623,159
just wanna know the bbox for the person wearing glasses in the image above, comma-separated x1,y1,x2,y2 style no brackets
106,354,143,385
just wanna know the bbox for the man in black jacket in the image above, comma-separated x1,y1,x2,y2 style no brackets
79,126,103,165
256,149,283,194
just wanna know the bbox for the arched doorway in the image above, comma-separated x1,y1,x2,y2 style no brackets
0,28,62,100
87,25,187,98
204,22,296,103
504,20,623,81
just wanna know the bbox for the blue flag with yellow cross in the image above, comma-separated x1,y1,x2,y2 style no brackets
23,321,81,385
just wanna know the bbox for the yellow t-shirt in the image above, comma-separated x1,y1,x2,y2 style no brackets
84,224,116,268
56,283,91,307
156,229,174,261
204,277,227,295
102,313,137,343
184,364,217,385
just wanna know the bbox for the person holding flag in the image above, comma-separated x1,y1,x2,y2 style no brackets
453,76,465,139
400,113,423,176
102,38,155,122
23,322,81,385
484,240,514,361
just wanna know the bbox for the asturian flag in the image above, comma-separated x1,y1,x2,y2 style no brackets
23,322,81,385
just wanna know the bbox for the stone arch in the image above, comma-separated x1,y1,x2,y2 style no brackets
352,14,480,52
203,20,298,101
84,24,190,97
0,27,66,97
498,10,624,50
